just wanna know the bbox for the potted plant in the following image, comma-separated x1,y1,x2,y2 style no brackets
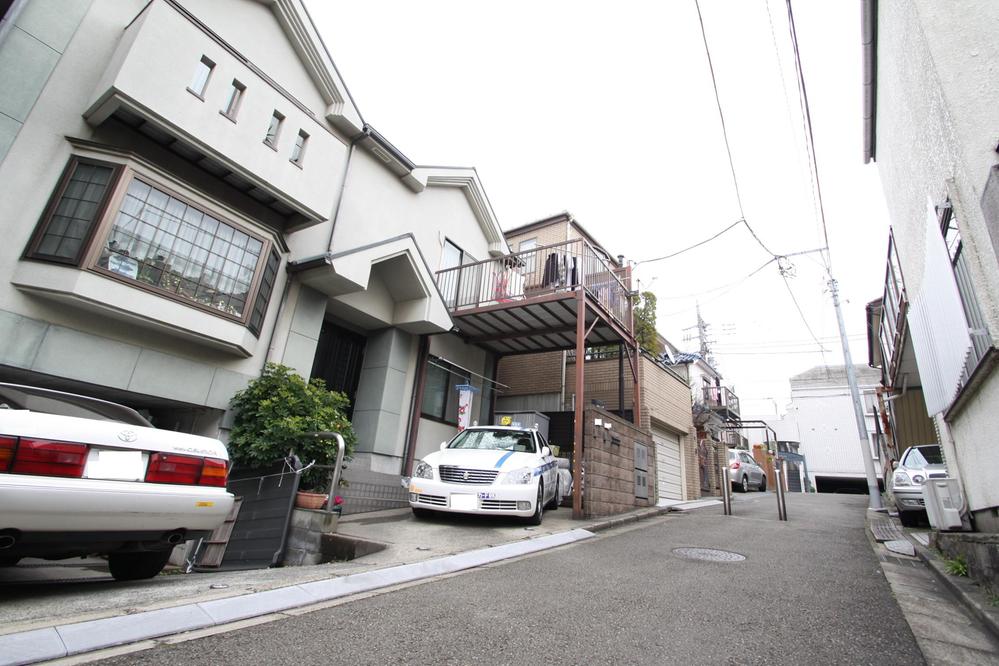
227,363,356,505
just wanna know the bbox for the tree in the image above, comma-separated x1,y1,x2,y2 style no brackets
633,290,662,355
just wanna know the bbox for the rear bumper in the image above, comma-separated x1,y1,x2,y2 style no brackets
0,474,233,554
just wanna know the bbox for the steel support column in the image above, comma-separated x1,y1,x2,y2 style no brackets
572,289,586,519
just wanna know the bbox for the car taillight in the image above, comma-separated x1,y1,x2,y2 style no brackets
0,435,16,472
146,453,203,485
199,458,228,487
11,438,88,478
146,453,228,487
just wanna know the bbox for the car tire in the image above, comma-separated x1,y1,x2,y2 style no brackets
898,510,921,528
108,549,172,581
758,475,767,492
546,478,559,511
740,475,749,493
528,481,544,526
412,507,434,519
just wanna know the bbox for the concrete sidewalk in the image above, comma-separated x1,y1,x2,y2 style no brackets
0,501,699,665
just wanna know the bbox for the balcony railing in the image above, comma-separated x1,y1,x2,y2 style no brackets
435,238,632,331
701,386,740,419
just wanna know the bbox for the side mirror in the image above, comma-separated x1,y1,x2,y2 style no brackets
440,442,448,451
541,446,551,457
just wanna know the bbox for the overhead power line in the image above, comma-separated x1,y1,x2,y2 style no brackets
636,218,744,265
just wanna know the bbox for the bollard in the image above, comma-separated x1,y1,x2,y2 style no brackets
774,457,788,521
718,444,732,516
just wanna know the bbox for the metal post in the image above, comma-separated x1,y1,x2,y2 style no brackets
312,432,345,514
572,289,586,519
718,443,731,515
774,462,786,521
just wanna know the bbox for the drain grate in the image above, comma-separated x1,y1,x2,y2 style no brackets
870,519,906,543
673,547,746,562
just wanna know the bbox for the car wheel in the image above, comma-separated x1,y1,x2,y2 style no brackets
740,475,749,493
898,510,921,528
108,549,172,581
758,475,767,492
412,507,434,519
528,481,544,526
546,478,560,511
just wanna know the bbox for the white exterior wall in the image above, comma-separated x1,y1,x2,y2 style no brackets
874,0,999,514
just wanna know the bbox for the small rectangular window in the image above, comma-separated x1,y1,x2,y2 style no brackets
25,158,119,265
188,56,215,99
264,111,284,148
221,80,245,120
290,130,309,166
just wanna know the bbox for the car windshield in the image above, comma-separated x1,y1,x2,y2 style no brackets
0,384,151,427
906,445,944,467
448,429,536,453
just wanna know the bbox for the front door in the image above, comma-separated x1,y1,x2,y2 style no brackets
311,320,366,417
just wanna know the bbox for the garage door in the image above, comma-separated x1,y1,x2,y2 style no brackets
653,428,683,501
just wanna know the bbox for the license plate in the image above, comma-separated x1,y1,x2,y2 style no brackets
477,492,495,500
450,494,478,511
84,449,145,481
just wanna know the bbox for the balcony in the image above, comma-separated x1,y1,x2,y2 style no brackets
435,238,634,356
700,386,740,421
82,0,346,231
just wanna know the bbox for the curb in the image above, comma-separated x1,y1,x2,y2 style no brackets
913,542,999,642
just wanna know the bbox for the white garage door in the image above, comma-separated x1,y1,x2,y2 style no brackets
653,428,683,501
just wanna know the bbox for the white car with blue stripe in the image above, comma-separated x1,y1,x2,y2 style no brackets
408,426,560,524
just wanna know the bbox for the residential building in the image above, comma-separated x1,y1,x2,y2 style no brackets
768,365,883,493
0,0,504,496
496,214,699,503
863,0,999,529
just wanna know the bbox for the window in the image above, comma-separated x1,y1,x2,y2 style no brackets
221,80,245,120
25,158,120,264
439,239,476,308
26,156,281,335
188,56,215,99
264,111,284,148
290,130,309,166
939,202,993,375
421,356,470,424
518,237,537,274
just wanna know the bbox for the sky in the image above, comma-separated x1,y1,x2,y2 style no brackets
304,0,892,417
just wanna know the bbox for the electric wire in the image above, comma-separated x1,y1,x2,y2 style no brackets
635,218,745,265
693,0,777,258
782,273,829,356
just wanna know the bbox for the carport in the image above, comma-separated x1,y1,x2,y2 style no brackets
408,238,641,518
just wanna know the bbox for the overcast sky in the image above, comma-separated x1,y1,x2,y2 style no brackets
305,0,891,417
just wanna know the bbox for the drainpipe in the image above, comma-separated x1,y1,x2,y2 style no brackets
560,351,567,410
325,135,361,253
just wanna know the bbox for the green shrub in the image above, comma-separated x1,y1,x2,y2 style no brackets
228,363,356,490
943,555,969,577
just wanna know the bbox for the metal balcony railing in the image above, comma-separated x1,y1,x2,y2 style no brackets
435,238,632,331
700,386,740,419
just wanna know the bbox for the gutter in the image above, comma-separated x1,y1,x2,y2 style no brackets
861,0,878,163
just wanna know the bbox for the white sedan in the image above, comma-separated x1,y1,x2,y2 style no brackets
408,426,560,525
0,383,234,580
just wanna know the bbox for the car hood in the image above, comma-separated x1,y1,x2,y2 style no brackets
425,448,537,471
0,410,229,460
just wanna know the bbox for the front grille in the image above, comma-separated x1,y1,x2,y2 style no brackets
439,466,498,485
928,473,946,479
480,499,518,511
415,493,446,506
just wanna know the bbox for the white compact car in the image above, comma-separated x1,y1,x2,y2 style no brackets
408,426,560,525
0,383,234,580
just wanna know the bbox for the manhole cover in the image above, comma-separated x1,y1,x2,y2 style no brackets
672,547,746,562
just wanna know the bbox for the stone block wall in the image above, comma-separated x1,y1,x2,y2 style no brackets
583,407,654,517
281,507,340,566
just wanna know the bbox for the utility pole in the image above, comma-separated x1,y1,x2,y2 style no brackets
829,276,883,510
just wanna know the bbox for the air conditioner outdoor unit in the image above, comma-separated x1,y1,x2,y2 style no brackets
922,477,964,531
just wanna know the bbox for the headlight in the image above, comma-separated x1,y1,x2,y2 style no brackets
893,472,911,487
911,474,925,485
502,467,533,484
413,460,434,480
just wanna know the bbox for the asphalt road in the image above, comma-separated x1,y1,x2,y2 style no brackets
94,493,924,665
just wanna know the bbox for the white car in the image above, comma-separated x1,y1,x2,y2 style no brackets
0,383,234,581
408,426,560,525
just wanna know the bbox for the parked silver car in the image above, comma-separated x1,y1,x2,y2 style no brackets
889,444,947,527
728,450,766,492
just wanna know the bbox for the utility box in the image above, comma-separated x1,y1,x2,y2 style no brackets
923,478,964,531
494,411,550,441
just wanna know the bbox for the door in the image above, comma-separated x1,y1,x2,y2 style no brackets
311,320,366,417
653,427,683,501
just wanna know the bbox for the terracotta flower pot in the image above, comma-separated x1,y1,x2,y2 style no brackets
295,491,327,510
